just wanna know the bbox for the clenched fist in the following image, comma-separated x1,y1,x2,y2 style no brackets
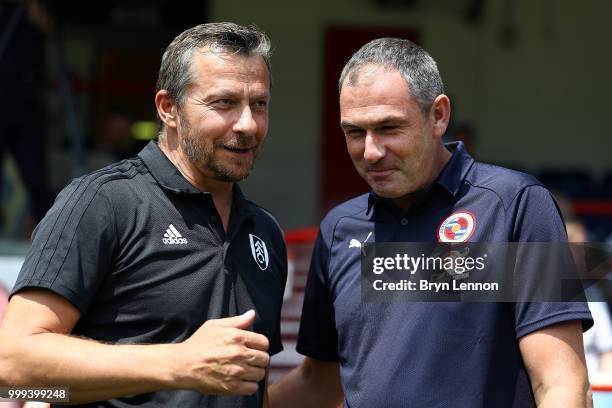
172,310,270,395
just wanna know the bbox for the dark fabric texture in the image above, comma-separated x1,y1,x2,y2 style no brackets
13,142,287,408
297,142,592,408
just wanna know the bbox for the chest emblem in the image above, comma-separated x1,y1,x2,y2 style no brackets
249,234,269,270
437,211,476,242
162,224,188,245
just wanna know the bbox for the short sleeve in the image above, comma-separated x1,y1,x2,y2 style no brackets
11,178,118,314
296,230,339,361
510,185,593,338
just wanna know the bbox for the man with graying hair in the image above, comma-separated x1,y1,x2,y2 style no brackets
0,22,287,408
270,38,593,407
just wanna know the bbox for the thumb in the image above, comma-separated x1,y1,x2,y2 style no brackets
208,309,256,329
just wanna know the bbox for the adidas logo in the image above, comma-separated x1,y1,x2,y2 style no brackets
162,224,188,245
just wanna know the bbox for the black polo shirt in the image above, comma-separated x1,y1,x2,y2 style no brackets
12,141,287,408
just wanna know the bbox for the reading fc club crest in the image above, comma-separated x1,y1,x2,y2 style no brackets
437,211,476,243
249,234,269,270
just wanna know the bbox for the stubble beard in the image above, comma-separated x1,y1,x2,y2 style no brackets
179,117,258,183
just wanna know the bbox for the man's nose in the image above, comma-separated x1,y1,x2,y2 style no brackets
233,105,258,136
363,133,385,163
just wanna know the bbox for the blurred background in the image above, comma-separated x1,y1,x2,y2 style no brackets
1,0,612,404
0,0,611,242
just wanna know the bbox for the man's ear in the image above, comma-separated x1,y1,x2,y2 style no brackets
430,94,451,139
155,90,178,129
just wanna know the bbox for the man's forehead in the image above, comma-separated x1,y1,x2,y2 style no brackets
194,48,264,70
344,64,400,88
341,68,411,106
340,105,408,129
188,47,269,87
339,66,424,127
342,67,410,104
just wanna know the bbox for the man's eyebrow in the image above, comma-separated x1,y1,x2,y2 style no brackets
374,115,406,125
340,121,360,130
202,89,270,101
250,91,270,100
341,115,406,129
203,89,241,99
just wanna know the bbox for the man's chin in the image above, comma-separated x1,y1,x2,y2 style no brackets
210,166,253,183
221,176,248,183
193,157,255,183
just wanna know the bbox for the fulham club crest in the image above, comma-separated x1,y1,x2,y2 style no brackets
249,234,269,270
438,211,476,242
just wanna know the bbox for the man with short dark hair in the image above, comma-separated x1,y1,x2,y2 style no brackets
0,22,287,408
270,38,593,407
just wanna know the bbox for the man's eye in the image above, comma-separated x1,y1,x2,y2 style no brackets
214,99,234,106
345,129,365,137
253,100,268,110
379,126,397,132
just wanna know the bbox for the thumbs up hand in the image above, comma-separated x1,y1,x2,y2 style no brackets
173,310,270,395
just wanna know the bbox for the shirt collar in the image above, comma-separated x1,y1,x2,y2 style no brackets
435,141,475,197
138,141,203,195
366,141,474,215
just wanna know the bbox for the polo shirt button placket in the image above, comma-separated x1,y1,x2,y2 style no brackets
222,241,232,276
401,218,408,226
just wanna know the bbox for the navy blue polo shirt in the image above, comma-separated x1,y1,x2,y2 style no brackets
13,142,287,408
297,142,592,408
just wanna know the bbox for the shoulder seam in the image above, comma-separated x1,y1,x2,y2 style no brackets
463,180,543,211
463,179,507,209
507,183,547,209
